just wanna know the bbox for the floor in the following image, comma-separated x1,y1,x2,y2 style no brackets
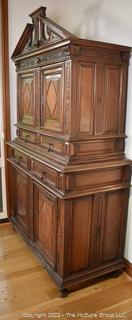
0,223,132,320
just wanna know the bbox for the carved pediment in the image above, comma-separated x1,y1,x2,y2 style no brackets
12,6,76,59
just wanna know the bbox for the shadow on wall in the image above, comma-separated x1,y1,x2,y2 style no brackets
74,0,132,45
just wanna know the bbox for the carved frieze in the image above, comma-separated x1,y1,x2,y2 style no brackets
16,46,70,70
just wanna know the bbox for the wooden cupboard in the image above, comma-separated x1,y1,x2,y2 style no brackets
7,6,131,296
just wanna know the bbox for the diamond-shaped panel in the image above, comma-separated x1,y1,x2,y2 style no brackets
46,81,57,117
23,83,32,114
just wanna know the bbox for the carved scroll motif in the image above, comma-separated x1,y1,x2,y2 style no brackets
26,17,62,50
17,46,70,70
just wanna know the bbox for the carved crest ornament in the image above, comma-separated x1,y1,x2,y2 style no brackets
12,6,75,59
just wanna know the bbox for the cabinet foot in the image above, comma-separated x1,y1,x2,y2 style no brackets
59,288,68,298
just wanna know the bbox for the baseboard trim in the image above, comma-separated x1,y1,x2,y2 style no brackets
124,259,132,278
0,218,9,224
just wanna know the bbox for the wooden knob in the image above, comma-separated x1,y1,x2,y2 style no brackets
40,171,46,179
24,134,30,143
16,156,22,165
48,142,53,152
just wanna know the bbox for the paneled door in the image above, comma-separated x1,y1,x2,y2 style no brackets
33,183,58,269
13,167,29,235
41,64,64,133
18,71,35,126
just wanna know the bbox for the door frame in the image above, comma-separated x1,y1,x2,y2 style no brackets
0,0,11,220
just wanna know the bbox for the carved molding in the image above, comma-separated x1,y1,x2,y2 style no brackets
16,46,70,70
64,60,71,134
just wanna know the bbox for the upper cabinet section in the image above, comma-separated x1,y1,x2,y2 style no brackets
12,6,131,143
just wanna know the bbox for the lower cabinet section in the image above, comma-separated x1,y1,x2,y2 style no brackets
61,191,128,276
10,164,129,296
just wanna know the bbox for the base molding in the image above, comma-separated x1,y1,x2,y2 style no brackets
124,258,132,278
0,218,9,224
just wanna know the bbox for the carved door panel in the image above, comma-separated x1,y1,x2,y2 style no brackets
13,167,29,235
41,64,64,133
89,190,128,268
33,183,57,269
18,71,35,126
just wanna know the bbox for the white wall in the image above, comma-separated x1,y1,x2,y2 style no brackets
9,0,132,262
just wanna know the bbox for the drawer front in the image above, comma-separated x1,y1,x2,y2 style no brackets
12,149,29,169
18,129,37,144
40,136,63,155
30,159,58,188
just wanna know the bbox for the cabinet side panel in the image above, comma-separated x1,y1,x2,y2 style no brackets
104,66,121,134
100,190,124,264
78,63,94,134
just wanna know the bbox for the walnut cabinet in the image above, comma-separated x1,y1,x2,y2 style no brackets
7,7,131,296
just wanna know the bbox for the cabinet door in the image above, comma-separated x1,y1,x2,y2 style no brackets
41,64,64,133
13,167,29,235
18,71,35,126
33,183,57,269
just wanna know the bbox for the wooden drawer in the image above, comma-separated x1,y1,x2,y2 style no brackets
40,136,63,155
30,159,58,188
19,129,37,144
12,149,29,169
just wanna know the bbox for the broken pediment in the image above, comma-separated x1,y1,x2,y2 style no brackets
12,6,76,59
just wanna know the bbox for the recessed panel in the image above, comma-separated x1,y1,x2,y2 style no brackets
41,66,64,132
78,63,94,134
33,184,57,268
104,66,121,133
19,72,35,126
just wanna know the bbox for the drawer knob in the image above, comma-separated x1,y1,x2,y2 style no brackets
40,171,46,180
48,142,53,152
16,156,22,165
24,134,30,143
